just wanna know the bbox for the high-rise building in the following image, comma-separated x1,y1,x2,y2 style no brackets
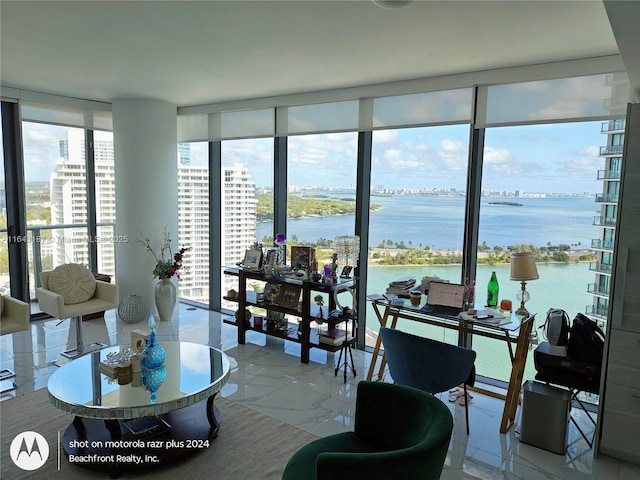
176,144,258,303
177,148,209,302
51,129,116,272
587,72,628,326
50,137,257,304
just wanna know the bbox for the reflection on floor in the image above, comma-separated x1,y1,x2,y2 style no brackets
1,303,638,479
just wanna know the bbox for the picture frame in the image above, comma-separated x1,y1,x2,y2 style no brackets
267,310,285,322
242,247,263,270
276,284,302,309
266,310,286,332
340,266,353,278
264,247,277,266
263,282,281,303
290,246,315,271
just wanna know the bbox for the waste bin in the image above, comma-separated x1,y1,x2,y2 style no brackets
520,380,571,454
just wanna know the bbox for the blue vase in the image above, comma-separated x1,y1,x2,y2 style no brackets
141,312,166,369
141,329,166,369
142,365,167,403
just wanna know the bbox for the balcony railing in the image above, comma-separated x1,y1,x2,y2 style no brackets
585,304,608,320
591,239,614,251
589,261,613,274
601,119,626,133
1,223,116,300
597,169,621,180
587,283,610,297
593,216,617,227
599,145,624,156
595,193,619,203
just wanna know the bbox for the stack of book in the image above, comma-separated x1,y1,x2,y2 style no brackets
385,277,417,298
98,361,118,378
318,328,347,346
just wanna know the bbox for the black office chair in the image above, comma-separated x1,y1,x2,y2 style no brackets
380,327,476,434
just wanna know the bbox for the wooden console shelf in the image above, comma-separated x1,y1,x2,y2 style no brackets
224,267,354,363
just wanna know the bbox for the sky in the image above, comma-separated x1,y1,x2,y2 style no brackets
19,119,605,195
217,121,605,194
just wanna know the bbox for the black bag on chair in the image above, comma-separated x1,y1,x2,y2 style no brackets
540,308,571,346
567,313,605,365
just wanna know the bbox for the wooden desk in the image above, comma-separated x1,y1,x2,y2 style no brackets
365,300,535,433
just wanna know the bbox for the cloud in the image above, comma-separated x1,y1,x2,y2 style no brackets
556,144,601,178
438,139,465,158
385,147,421,169
531,76,613,119
437,139,467,172
582,145,600,157
287,132,358,187
372,129,399,143
565,156,600,177
483,146,514,169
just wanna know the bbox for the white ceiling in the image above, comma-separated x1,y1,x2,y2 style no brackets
1,1,638,108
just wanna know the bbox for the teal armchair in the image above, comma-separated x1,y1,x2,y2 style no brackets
282,381,453,480
380,327,476,434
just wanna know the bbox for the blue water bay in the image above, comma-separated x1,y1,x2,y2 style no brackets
257,194,597,250
256,194,599,384
365,262,592,384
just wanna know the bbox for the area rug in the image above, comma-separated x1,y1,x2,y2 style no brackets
0,389,319,480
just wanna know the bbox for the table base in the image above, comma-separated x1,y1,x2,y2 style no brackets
62,396,220,476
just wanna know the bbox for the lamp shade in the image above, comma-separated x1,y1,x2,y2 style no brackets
510,252,539,281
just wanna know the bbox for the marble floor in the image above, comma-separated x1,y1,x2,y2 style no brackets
1,303,638,480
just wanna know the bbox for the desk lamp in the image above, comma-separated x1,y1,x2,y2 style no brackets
510,252,539,316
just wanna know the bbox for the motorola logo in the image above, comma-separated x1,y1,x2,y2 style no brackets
9,431,49,471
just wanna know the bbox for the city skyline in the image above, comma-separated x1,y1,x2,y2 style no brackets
21,119,607,195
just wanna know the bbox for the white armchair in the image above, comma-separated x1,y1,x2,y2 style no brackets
37,264,118,358
0,295,30,336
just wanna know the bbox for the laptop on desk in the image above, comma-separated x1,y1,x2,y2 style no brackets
420,281,466,317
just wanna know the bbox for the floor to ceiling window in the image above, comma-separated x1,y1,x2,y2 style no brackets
94,130,115,276
476,121,605,385
286,132,358,252
221,137,274,307
22,122,89,300
366,124,470,347
177,141,210,304
3,97,113,309
282,131,358,327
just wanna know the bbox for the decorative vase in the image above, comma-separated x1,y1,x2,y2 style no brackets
141,315,166,367
142,365,167,404
117,294,148,324
155,278,176,321
275,240,287,266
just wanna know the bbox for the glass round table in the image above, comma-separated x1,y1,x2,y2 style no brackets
48,341,230,473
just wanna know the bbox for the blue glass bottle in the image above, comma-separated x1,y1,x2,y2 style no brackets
141,311,166,369
143,365,167,403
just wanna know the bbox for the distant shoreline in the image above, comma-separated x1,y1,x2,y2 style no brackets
488,201,523,206
364,248,593,267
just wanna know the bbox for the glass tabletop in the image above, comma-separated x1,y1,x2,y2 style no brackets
368,297,534,332
48,341,230,420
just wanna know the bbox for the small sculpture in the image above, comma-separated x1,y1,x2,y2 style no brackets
315,295,325,321
330,253,338,280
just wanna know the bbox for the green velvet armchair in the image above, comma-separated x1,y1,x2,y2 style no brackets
282,380,453,480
